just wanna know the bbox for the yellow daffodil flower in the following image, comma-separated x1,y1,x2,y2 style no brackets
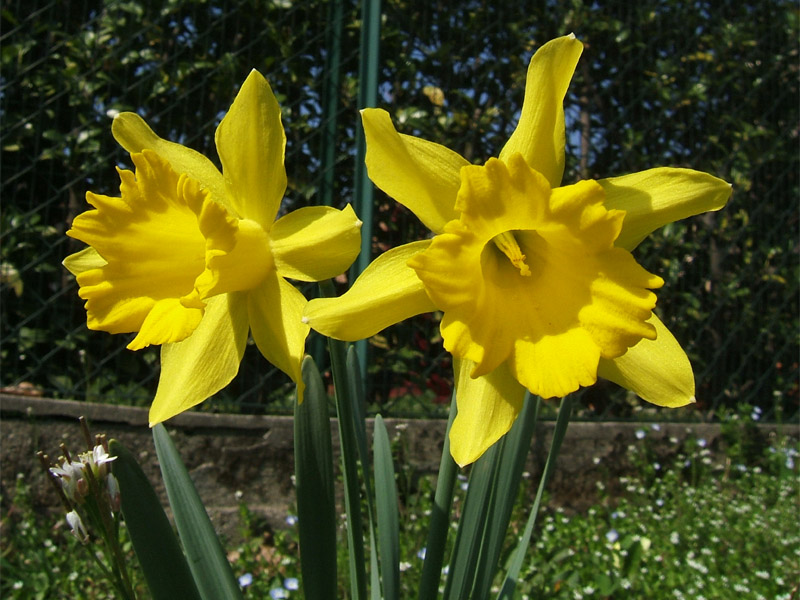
303,35,731,466
64,70,362,424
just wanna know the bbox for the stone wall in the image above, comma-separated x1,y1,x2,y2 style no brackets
2,393,795,542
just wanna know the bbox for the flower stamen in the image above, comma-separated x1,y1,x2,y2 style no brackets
492,231,531,276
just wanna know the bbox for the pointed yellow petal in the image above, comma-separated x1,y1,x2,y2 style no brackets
449,358,527,467
597,313,695,407
63,247,106,276
216,70,287,228
247,273,308,402
271,204,362,282
361,108,465,234
111,112,231,212
303,240,437,341
149,293,249,424
599,167,732,251
499,34,583,187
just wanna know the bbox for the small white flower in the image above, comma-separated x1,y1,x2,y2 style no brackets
285,515,298,526
66,510,89,543
635,429,646,440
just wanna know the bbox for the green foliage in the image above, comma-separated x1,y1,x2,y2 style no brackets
1,0,796,419
1,472,146,599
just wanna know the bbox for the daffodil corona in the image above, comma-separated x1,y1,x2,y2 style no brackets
304,35,731,466
65,70,361,424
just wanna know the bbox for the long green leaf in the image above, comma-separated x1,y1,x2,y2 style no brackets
109,439,201,600
295,356,338,599
443,441,501,599
346,347,382,600
373,414,400,600
471,394,540,599
152,424,243,600
497,395,574,599
320,279,368,600
418,393,458,600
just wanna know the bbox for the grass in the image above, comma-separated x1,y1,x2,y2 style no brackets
2,422,797,599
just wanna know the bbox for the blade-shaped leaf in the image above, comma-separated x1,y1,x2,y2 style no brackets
152,424,243,600
471,394,540,599
320,279,368,600
418,394,458,600
497,395,574,599
295,356,338,599
109,439,201,600
443,441,501,599
373,414,399,600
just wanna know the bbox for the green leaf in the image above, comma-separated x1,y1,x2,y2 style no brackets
373,414,399,600
109,439,201,600
418,394,458,600
471,394,539,599
320,279,368,600
294,356,338,600
443,441,500,599
497,395,574,599
152,424,243,600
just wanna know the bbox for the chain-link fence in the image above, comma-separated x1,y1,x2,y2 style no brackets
2,0,797,420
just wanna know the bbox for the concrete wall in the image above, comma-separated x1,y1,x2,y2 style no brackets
2,393,795,542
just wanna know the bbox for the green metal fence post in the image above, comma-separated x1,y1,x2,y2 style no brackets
351,0,382,381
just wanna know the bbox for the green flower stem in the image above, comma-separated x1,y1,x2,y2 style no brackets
497,395,574,599
319,279,368,600
417,393,458,600
82,465,137,600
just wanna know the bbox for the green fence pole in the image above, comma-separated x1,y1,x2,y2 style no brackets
352,0,382,381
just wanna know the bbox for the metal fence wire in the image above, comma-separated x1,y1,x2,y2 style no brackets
1,0,797,420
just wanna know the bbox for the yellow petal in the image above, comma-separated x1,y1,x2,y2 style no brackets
499,34,583,187
597,313,695,407
149,293,250,424
247,273,308,402
63,247,106,276
599,167,732,251
361,108,465,234
303,240,437,341
271,204,362,282
111,112,231,213
216,70,287,228
449,358,527,467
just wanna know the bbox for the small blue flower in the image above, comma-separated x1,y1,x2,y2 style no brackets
270,588,289,599
239,573,253,588
635,429,646,440
606,529,619,543
417,547,427,560
284,577,299,591
650,423,661,432
696,438,707,448
285,515,298,526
